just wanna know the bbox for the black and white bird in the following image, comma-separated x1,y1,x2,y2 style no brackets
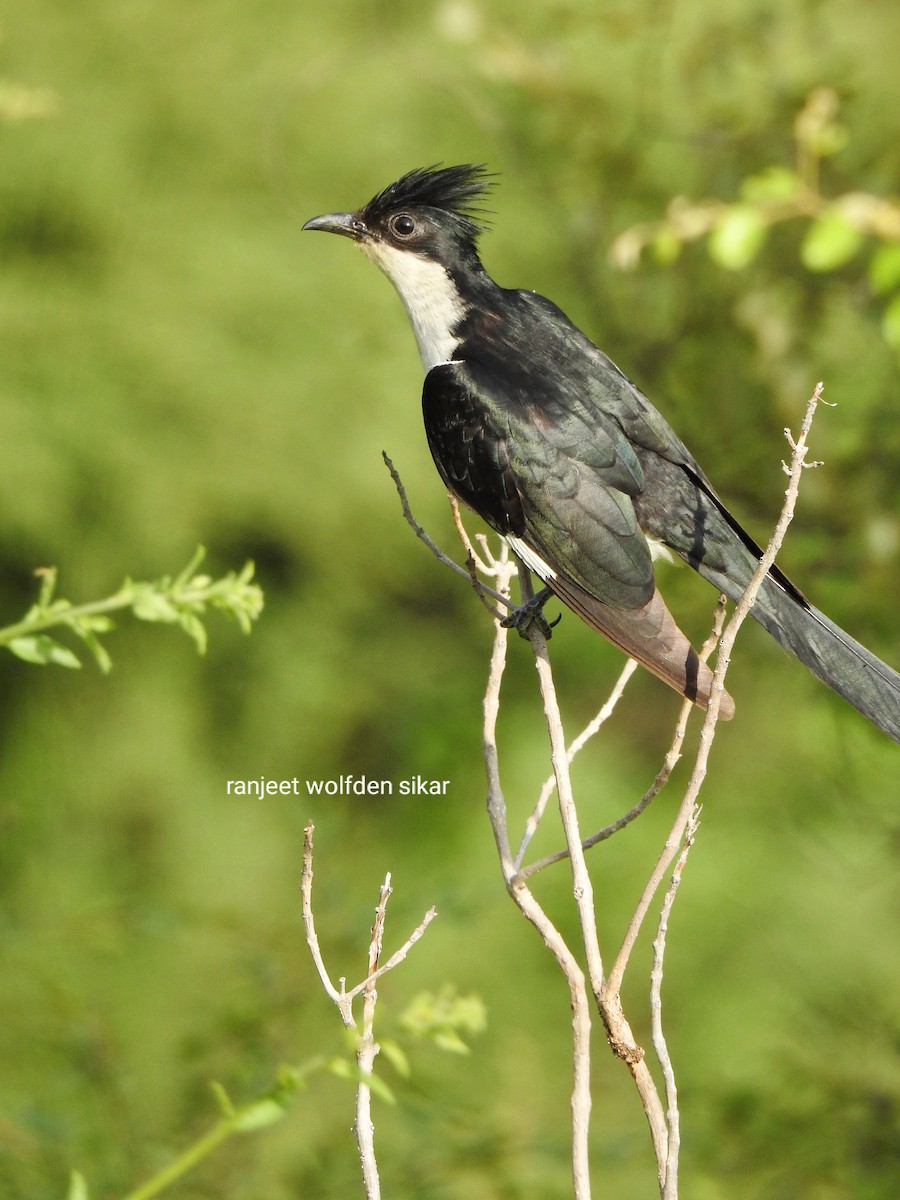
304,164,900,742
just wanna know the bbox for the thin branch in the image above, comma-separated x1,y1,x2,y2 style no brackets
302,822,352,1024
514,658,639,870
480,581,593,1200
386,383,822,1200
301,823,438,1200
517,596,727,881
382,452,511,613
522,611,670,1183
651,803,701,1200
343,908,438,1003
355,875,391,1200
603,385,824,1197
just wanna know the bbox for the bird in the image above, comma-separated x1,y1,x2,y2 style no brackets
303,164,900,743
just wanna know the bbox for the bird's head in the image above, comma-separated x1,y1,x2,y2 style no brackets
303,163,493,261
303,165,495,370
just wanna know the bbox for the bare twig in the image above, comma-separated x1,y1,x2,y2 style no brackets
522,613,670,1182
302,823,353,1024
355,876,391,1200
603,385,825,1196
301,823,437,1199
517,597,727,881
651,803,701,1200
514,658,639,870
342,911,438,1003
480,564,593,1199
382,453,511,614
516,689,691,881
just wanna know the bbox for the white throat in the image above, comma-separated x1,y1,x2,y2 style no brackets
361,241,465,372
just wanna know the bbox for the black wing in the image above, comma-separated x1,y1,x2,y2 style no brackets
421,356,734,714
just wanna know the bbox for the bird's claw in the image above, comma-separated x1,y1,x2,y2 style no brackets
501,588,561,640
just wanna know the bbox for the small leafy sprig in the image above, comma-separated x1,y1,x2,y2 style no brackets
610,88,900,354
0,547,263,673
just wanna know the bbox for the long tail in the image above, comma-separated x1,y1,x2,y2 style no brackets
650,460,900,743
698,562,900,743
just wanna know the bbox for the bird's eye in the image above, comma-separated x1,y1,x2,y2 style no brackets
390,214,417,238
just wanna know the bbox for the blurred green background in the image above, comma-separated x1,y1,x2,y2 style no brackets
2,2,899,1197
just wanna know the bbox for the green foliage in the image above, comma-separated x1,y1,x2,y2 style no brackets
65,1174,88,1200
0,548,263,672
63,987,484,1198
708,205,768,270
400,986,487,1056
611,88,900,360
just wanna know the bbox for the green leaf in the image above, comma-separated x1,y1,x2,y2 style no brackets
8,634,82,669
399,986,487,1051
364,1072,396,1105
651,225,682,265
869,242,900,295
210,1080,235,1117
232,1098,287,1132
708,206,768,270
432,1030,472,1055
881,293,900,351
131,587,180,622
807,122,848,159
327,1057,396,1104
36,566,58,609
379,1037,411,1078
66,1171,89,1200
740,167,802,205
78,629,113,674
173,545,207,589
801,210,864,271
177,612,208,655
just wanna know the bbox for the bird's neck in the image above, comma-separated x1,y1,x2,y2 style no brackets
360,241,487,372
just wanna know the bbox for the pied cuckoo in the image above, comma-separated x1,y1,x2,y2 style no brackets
304,165,900,742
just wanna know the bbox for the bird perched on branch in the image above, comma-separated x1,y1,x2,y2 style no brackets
304,164,900,742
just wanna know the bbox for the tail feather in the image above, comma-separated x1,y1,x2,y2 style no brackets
749,581,900,743
700,566,900,743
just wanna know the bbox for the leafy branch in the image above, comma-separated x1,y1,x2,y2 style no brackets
610,88,900,353
0,547,264,672
64,976,481,1200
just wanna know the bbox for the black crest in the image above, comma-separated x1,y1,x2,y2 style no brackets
362,164,494,239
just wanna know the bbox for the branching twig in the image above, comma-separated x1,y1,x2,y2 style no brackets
521,604,670,1180
514,658,639,870
0,547,262,672
382,453,511,615
479,557,593,1199
516,597,727,881
301,823,437,1199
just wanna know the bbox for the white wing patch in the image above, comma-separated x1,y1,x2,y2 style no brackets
509,534,671,582
507,536,558,581
360,241,465,372
646,535,675,564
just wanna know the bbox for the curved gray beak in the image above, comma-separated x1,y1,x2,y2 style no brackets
302,212,367,240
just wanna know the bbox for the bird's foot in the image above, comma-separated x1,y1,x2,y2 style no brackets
501,587,561,640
